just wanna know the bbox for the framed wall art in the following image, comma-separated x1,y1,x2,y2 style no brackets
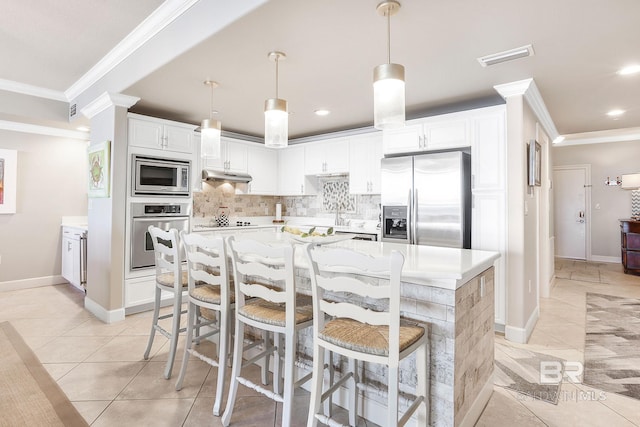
528,139,542,186
88,141,111,198
0,149,17,214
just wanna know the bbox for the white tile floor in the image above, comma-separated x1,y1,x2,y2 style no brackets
2,259,639,426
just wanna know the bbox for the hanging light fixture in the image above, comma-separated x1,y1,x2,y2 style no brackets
373,1,405,130
201,80,221,159
264,51,288,148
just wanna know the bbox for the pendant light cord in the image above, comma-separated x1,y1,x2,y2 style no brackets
209,83,214,120
275,56,279,99
387,10,391,64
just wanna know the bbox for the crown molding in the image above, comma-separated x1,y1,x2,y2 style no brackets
0,120,89,140
0,78,67,102
65,0,199,101
81,92,140,119
556,127,640,146
494,78,559,141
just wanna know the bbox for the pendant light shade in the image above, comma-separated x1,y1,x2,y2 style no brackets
373,1,405,130
265,51,288,148
201,118,221,158
264,98,288,148
201,80,221,159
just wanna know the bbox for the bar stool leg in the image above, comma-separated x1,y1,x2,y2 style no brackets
307,343,325,427
221,318,245,427
273,332,285,395
281,329,296,427
348,358,358,426
143,286,161,360
175,302,195,390
262,330,271,386
323,349,333,417
164,293,182,380
417,340,429,425
388,364,399,427
213,308,230,416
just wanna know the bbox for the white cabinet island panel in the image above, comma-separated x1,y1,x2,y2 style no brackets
201,229,499,427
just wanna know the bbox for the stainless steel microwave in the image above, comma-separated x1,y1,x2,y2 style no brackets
132,155,190,197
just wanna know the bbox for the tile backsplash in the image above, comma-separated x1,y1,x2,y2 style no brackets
193,182,279,218
193,177,380,221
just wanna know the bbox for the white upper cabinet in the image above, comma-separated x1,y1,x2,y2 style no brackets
246,143,277,195
128,114,195,154
278,145,307,195
304,138,350,175
349,132,383,194
382,113,471,155
202,138,248,174
471,106,506,192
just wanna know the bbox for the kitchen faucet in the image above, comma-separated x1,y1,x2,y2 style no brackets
335,201,344,226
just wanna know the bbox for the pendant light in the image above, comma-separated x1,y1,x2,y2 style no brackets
264,51,288,148
373,1,405,130
201,80,221,159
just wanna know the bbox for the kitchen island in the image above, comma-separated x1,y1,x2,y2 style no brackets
199,229,499,427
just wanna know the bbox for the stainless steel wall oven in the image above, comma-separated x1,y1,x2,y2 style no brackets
130,202,190,270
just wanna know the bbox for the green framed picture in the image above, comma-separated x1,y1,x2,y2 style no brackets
88,141,111,198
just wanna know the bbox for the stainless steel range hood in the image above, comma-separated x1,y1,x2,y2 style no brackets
202,169,252,183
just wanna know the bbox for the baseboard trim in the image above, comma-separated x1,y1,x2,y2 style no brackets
0,275,66,292
459,371,494,427
84,297,125,324
590,255,621,264
505,306,540,344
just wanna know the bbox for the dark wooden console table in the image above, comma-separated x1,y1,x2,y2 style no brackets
620,219,640,275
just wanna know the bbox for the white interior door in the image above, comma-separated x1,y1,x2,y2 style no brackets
553,167,588,259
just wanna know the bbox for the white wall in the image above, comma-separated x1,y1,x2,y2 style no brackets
553,139,640,259
0,130,87,288
503,94,552,343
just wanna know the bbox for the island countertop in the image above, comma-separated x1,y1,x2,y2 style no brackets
199,229,500,290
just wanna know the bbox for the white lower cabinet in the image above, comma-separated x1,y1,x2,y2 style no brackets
349,133,383,194
61,226,86,291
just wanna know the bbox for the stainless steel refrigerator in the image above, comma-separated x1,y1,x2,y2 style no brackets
381,151,471,248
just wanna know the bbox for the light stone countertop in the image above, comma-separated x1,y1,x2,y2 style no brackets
200,229,499,290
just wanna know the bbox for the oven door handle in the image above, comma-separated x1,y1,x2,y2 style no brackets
132,216,190,223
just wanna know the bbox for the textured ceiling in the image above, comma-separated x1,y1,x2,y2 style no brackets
1,0,639,140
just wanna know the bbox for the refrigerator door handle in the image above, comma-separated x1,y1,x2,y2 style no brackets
407,189,413,244
413,189,418,245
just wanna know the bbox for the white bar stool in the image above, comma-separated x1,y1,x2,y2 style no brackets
221,237,314,427
175,232,233,416
143,226,188,380
304,244,429,427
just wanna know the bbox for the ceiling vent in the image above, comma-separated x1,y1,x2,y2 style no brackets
69,103,77,119
477,44,535,67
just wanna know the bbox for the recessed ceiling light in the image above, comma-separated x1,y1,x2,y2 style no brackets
76,126,90,132
607,109,626,117
477,44,534,67
553,136,565,144
617,65,640,76
314,109,330,116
